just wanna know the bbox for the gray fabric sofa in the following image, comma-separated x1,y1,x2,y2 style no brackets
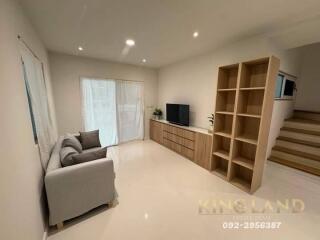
45,136,115,227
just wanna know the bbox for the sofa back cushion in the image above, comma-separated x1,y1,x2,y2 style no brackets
79,130,101,150
60,146,79,167
62,134,83,153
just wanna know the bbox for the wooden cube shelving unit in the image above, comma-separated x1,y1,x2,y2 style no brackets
211,56,280,193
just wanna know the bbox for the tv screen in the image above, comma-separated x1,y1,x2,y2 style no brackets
166,104,189,126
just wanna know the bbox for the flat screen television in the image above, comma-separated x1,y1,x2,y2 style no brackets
166,103,189,126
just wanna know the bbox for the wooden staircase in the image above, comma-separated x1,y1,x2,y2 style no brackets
269,110,320,176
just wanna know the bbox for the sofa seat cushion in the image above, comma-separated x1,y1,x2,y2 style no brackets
82,147,102,154
72,147,107,164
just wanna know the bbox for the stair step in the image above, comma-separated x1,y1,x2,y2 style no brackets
270,113,320,176
274,139,320,161
283,119,320,136
282,127,320,136
279,130,320,147
294,110,320,122
271,149,320,168
269,155,320,176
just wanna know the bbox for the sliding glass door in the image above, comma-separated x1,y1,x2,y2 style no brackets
81,78,144,147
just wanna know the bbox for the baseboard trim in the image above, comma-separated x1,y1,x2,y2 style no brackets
294,109,320,114
42,224,48,240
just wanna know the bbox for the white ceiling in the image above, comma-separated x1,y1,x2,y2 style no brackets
20,0,320,68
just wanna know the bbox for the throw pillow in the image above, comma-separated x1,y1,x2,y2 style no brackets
62,134,83,153
79,130,101,150
72,147,107,164
60,146,78,167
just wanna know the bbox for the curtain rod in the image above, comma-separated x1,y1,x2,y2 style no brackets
17,35,41,62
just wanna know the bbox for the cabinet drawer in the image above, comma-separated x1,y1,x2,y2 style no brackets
179,129,195,141
181,146,194,160
165,125,178,135
180,138,194,150
162,130,168,139
163,138,181,153
163,132,194,150
163,138,173,149
163,137,194,160
163,125,195,141
173,142,182,153
163,124,171,133
163,131,177,142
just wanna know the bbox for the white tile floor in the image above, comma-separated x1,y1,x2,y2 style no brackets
48,140,320,240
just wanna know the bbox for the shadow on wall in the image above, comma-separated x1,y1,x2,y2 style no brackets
189,110,196,126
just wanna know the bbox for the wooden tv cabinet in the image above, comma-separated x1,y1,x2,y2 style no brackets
150,119,212,170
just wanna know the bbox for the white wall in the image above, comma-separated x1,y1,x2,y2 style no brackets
158,35,301,157
295,43,320,112
49,52,158,139
0,0,57,239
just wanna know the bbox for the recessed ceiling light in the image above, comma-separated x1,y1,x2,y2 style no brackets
78,46,83,51
126,39,135,46
193,31,199,38
142,59,147,63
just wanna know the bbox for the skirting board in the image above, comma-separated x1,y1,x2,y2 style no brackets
42,224,48,240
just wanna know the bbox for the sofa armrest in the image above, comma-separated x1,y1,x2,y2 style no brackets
45,157,115,225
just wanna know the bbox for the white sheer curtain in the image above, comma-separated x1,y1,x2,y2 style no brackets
81,78,118,146
116,80,144,143
20,46,56,168
81,78,144,146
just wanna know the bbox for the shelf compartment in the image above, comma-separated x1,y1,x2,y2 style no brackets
237,113,261,118
231,140,256,170
230,176,251,192
230,163,253,191
235,116,260,145
240,60,268,88
213,135,231,160
214,131,231,138
217,65,239,90
235,136,257,145
212,155,229,178
216,111,234,115
240,87,265,91
215,114,234,133
216,91,236,112
213,150,229,160
237,89,264,115
233,157,254,170
218,88,237,92
214,114,233,138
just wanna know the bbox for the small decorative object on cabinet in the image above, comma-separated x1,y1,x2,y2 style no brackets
208,113,215,133
153,108,163,120
211,56,280,193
